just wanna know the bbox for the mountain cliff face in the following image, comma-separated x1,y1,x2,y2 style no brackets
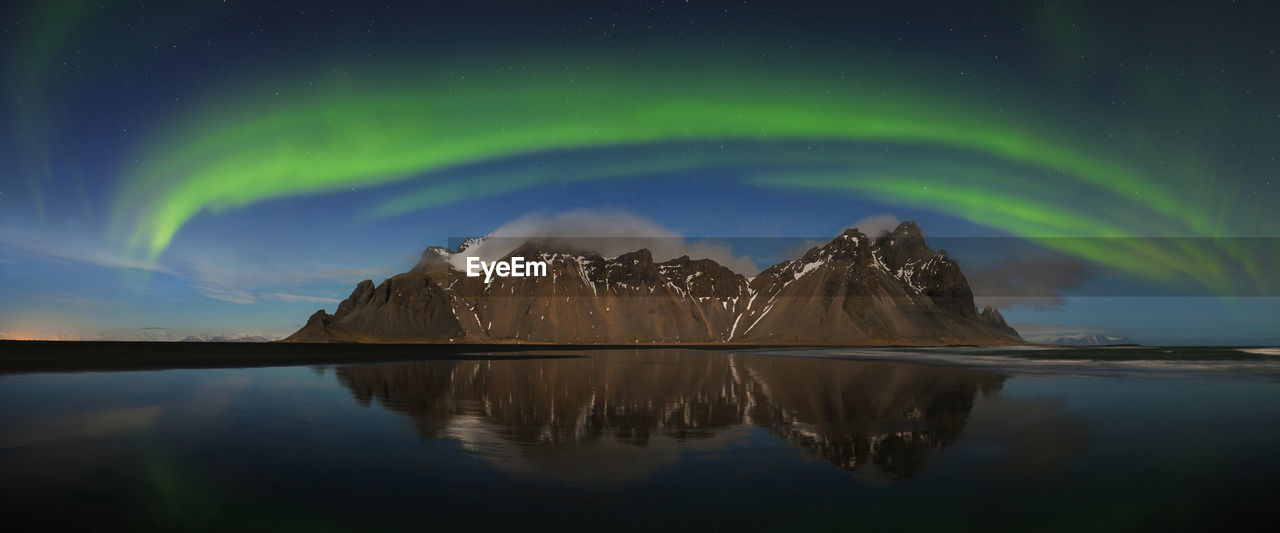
283,272,462,342
286,221,1022,344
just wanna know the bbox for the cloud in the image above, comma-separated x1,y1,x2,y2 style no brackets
453,208,760,274
849,214,901,238
776,238,830,261
0,225,375,307
0,226,175,274
190,284,257,304
172,250,380,304
780,213,902,259
260,292,342,303
967,254,1094,310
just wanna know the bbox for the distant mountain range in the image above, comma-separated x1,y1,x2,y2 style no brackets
180,334,275,343
1039,333,1136,346
286,222,1023,345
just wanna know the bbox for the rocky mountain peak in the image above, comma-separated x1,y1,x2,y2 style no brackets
456,236,486,252
284,309,359,342
657,255,749,299
412,235,490,274
979,305,1008,326
413,247,456,275
334,279,376,320
303,273,461,341
872,221,934,270
287,223,1023,345
667,254,694,264
891,220,925,239
503,238,598,261
603,248,660,287
789,227,871,266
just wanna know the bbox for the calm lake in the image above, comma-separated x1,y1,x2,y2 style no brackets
2,346,1279,531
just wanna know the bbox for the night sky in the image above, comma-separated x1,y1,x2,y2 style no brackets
2,1,1277,343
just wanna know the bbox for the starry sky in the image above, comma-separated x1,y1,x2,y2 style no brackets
1,0,1277,343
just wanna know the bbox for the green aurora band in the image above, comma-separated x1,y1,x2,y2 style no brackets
112,62,1270,293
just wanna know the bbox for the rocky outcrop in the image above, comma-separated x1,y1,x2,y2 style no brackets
425,242,752,343
978,305,1020,338
285,221,1023,344
283,310,361,342
728,224,1020,344
875,221,977,318
286,273,462,342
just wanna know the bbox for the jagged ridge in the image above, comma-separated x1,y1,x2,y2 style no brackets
285,222,1022,344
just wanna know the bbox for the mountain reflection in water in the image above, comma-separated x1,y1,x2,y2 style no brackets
334,349,1005,480
6,347,1280,530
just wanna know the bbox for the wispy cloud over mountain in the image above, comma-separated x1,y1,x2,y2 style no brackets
454,209,760,274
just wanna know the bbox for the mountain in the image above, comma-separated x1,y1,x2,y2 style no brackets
179,334,275,342
285,273,462,342
285,221,1023,344
727,224,1015,343
1041,333,1136,346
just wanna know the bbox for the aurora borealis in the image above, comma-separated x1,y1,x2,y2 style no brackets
115,63,1184,256
2,1,1278,343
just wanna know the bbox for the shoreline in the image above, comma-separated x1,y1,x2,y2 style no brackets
1,339,1032,374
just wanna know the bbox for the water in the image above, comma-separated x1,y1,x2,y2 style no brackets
2,347,1279,531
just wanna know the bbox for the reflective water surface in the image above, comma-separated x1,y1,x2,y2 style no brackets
2,348,1278,530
